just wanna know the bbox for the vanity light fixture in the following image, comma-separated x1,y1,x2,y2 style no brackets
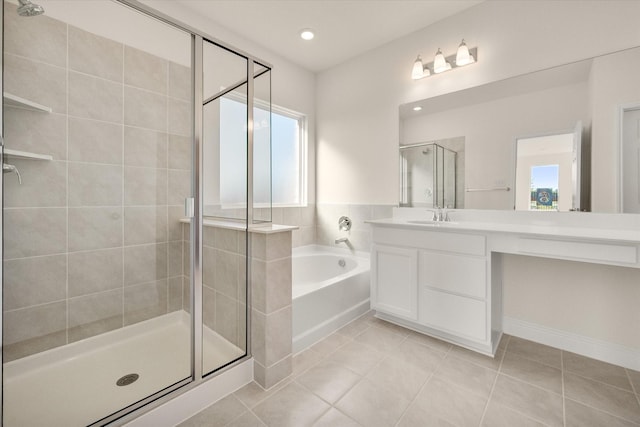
300,28,315,40
411,40,477,80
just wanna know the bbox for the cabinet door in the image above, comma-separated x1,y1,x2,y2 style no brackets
419,251,486,299
371,244,418,320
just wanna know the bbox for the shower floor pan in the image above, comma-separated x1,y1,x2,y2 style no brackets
3,311,243,427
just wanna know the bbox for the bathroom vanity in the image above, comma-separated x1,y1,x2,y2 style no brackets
368,209,640,357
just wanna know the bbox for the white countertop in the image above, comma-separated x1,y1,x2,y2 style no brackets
179,218,298,234
367,217,640,244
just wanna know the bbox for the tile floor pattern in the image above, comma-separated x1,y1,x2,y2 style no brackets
179,311,640,427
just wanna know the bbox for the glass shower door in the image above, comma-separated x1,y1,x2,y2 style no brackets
2,1,194,425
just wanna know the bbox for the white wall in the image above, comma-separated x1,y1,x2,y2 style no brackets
317,1,640,353
317,0,640,204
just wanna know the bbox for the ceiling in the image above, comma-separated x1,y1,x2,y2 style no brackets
170,0,483,72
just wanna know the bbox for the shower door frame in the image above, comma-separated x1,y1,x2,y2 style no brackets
0,0,271,425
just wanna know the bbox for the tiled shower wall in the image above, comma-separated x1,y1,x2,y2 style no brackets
2,4,191,361
181,224,248,352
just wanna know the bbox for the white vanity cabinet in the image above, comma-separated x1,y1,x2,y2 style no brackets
370,225,498,355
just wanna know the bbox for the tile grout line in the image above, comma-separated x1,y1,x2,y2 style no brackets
477,336,509,426
393,343,453,426
561,350,566,427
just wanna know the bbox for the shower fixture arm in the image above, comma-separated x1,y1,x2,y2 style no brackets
3,163,22,184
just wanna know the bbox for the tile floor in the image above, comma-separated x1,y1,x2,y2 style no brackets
179,311,640,427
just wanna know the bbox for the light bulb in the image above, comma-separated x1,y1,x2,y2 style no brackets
300,29,314,40
433,48,450,73
456,39,475,66
411,55,425,80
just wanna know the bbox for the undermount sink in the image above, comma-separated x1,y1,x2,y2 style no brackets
407,220,459,226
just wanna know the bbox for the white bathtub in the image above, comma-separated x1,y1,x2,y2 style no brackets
292,245,371,353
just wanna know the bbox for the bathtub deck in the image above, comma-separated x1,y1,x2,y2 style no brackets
3,311,243,427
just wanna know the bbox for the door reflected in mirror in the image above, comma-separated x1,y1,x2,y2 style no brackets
514,123,585,212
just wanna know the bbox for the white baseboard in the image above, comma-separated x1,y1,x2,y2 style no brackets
504,317,640,371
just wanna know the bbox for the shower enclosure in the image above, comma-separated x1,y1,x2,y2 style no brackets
399,142,457,209
1,0,271,425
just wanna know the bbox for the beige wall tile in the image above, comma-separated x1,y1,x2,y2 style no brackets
68,290,122,342
68,207,122,252
69,71,122,122
4,208,67,258
168,206,184,241
215,292,239,345
3,301,67,345
68,248,123,297
124,126,168,168
4,2,66,67
214,250,239,299
124,46,167,94
3,329,67,362
202,285,216,330
124,166,167,206
168,169,191,206
3,159,66,208
68,163,122,207
202,245,216,287
264,306,292,366
124,86,167,131
4,255,67,310
168,241,183,277
168,277,183,313
69,118,123,165
124,280,168,325
69,26,123,82
169,61,191,101
4,108,67,160
168,98,191,136
214,227,239,252
124,206,168,246
4,53,67,114
124,243,168,286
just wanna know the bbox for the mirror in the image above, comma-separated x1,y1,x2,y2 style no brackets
400,45,640,213
399,138,464,209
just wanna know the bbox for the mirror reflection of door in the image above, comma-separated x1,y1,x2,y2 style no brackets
515,125,581,211
622,107,640,213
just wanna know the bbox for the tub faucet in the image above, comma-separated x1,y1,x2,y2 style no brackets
335,237,348,244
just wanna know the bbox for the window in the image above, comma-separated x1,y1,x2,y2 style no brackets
216,98,306,209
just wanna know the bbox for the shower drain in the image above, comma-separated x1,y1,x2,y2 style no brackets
116,373,139,387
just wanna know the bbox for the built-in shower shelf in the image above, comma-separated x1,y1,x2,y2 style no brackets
4,149,53,161
3,92,52,113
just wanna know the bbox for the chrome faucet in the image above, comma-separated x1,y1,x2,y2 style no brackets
427,206,452,222
335,237,348,244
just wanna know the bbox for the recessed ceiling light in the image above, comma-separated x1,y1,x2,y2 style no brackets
300,29,315,41
413,106,423,112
